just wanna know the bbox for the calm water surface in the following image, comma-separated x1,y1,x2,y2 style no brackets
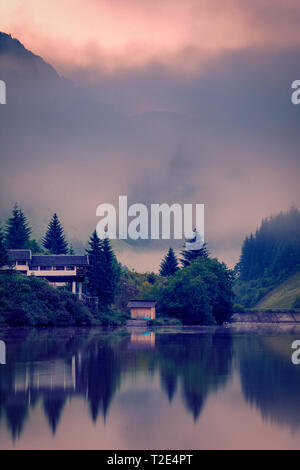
1,324,300,450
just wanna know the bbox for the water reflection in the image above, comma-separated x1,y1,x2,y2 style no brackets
129,331,156,349
238,334,300,431
157,332,233,419
0,326,300,448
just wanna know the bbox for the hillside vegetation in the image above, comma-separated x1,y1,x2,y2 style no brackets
0,273,93,326
255,271,300,310
234,208,300,309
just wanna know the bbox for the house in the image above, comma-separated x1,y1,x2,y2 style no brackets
127,300,157,320
6,249,89,297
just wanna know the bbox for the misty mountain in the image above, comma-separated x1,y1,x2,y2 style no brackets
0,32,59,83
0,33,197,238
1,32,299,271
0,32,194,264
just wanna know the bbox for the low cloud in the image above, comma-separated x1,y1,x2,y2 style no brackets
0,28,299,270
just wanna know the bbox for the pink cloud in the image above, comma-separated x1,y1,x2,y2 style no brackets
2,0,300,74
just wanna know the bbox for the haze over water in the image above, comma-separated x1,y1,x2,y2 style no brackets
0,325,300,450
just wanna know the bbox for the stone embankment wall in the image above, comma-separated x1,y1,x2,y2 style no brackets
231,313,300,323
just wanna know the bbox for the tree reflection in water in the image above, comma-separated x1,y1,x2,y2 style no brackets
0,326,300,442
238,333,300,431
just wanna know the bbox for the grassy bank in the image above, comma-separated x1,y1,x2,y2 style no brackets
255,271,300,310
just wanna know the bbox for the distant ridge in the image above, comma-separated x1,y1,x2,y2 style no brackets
0,32,38,58
0,31,60,79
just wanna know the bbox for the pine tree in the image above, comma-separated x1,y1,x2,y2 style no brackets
69,244,75,255
180,243,209,267
5,204,31,249
42,213,68,254
160,247,179,276
86,231,105,299
0,227,8,267
101,237,120,306
86,233,120,307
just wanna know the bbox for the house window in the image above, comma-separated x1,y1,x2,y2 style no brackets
40,266,52,271
17,260,27,266
54,266,65,271
30,266,39,271
66,266,75,271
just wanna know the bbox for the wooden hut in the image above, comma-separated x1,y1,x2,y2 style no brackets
127,300,157,320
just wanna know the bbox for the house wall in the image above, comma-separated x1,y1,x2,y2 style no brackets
27,268,77,277
14,264,29,273
9,265,85,286
130,307,156,320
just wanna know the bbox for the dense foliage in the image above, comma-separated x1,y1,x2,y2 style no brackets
114,269,155,314
142,257,234,325
233,277,277,309
0,273,92,326
0,227,8,267
237,208,300,281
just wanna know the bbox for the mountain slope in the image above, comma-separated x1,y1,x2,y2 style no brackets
255,271,300,310
0,31,204,265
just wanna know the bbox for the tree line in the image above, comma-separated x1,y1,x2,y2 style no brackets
0,204,120,312
1,204,71,255
142,234,233,325
236,207,300,282
159,238,209,276
0,205,234,324
233,207,300,309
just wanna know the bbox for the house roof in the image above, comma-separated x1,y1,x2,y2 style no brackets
8,249,32,261
30,255,89,267
127,300,157,308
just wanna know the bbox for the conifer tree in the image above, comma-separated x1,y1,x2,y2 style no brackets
5,204,32,249
160,247,179,276
42,213,68,254
86,231,105,298
86,233,120,307
180,243,209,267
101,237,120,306
0,227,8,267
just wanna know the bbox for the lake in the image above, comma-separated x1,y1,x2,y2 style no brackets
1,324,300,450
